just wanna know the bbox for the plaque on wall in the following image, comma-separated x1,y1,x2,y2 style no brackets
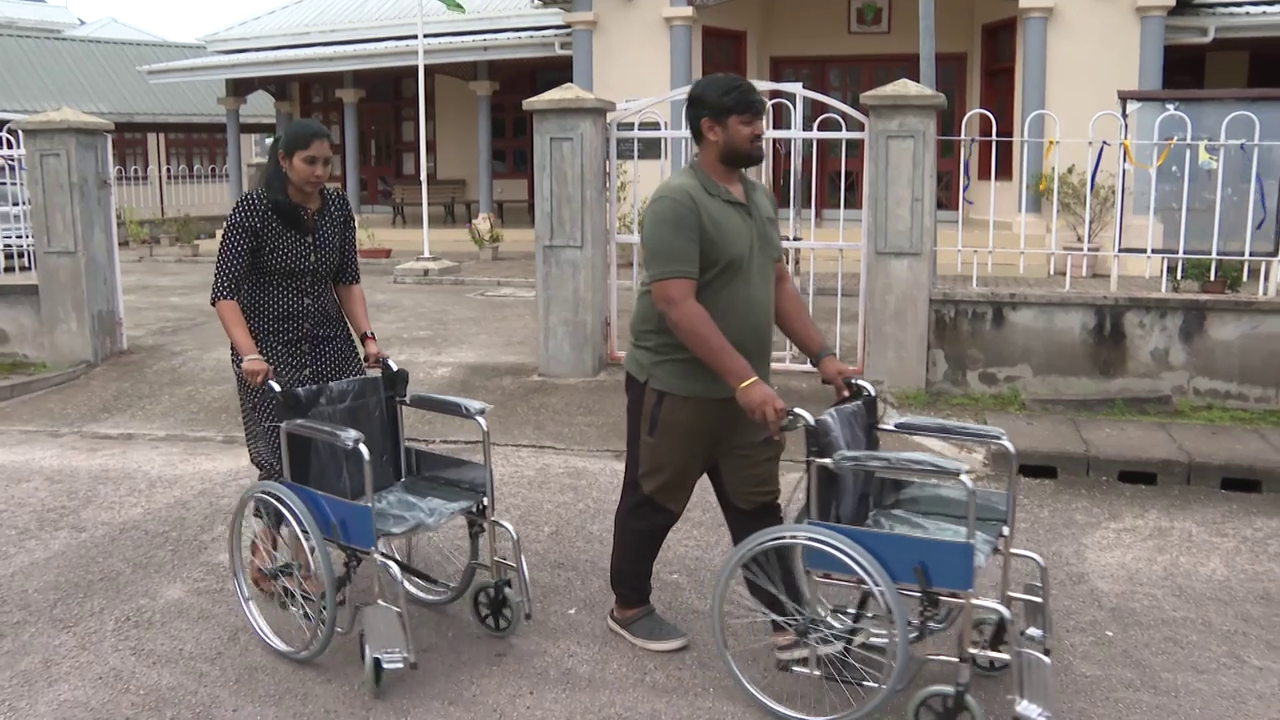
613,121,666,161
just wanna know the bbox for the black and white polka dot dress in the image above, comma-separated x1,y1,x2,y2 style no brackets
210,186,366,483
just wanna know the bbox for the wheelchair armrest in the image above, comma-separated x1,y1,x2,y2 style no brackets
889,416,1009,443
279,418,366,450
403,393,491,419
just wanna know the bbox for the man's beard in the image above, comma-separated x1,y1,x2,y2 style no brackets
719,142,765,170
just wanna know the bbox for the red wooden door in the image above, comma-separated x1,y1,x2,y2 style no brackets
979,19,1017,181
772,56,966,211
701,27,748,78
358,102,397,206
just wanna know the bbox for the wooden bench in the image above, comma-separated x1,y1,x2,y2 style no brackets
494,199,535,225
390,179,474,226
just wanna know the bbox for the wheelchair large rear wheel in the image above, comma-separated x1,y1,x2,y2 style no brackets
384,514,481,606
711,524,911,720
228,481,337,663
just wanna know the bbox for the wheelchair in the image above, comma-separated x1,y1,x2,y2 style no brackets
710,379,1054,720
226,358,533,695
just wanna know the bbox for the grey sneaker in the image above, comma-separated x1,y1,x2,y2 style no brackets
774,625,870,663
607,605,690,652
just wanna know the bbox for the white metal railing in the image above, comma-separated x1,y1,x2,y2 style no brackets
0,124,33,275
112,164,232,218
950,108,1280,297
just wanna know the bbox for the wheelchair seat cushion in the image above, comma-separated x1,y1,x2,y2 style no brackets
373,479,479,536
807,401,1008,568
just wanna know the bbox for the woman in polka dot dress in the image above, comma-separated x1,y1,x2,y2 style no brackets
210,118,383,593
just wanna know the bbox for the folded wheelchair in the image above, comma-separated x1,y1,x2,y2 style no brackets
226,358,533,695
710,379,1054,720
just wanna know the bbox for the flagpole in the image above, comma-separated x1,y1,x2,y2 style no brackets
417,0,430,257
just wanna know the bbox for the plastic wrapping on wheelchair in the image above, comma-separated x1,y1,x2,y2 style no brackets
804,400,1007,582
275,375,476,538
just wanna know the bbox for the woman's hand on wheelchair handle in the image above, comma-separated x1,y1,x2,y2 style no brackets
241,357,273,386
363,339,385,368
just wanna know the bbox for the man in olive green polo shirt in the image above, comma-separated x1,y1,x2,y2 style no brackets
607,73,860,660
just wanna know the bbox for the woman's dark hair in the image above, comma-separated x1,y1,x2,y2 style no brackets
685,73,766,145
257,118,334,230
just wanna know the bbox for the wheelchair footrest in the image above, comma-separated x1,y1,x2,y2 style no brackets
359,604,410,671
1019,581,1048,647
1014,648,1054,719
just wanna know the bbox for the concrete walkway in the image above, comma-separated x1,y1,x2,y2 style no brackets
3,262,1280,718
988,413,1280,494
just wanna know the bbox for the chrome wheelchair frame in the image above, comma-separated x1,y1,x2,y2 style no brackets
227,358,533,696
711,379,1055,720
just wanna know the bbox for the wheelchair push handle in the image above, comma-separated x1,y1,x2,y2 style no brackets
261,356,401,396
819,375,877,398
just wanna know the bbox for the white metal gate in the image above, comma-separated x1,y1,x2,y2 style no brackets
605,80,870,373
0,124,34,274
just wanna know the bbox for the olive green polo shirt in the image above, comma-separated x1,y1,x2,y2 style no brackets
624,162,783,399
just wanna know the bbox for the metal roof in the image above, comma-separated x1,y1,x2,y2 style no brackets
0,0,78,30
142,27,571,83
66,17,170,42
1173,1,1280,16
0,31,275,124
201,0,563,50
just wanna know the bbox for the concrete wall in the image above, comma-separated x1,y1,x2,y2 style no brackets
928,289,1280,406
0,280,42,360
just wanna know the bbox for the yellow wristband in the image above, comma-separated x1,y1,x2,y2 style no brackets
737,376,760,390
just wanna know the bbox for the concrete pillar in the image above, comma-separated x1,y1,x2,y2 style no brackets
522,84,616,378
470,64,498,217
565,0,595,91
1019,0,1052,213
335,88,365,213
274,100,292,136
664,0,695,165
858,80,947,391
217,95,245,200
1137,4,1171,91
14,108,126,366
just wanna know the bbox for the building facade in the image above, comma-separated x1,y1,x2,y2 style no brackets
135,0,1280,225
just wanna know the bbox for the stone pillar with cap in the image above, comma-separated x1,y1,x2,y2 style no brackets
522,84,615,378
14,107,126,365
858,79,947,391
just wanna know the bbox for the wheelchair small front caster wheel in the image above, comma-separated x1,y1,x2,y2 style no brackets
970,615,1011,676
907,684,986,720
471,580,521,638
359,632,383,696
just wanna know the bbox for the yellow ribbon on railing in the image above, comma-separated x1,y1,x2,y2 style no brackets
1037,139,1058,193
1123,138,1177,169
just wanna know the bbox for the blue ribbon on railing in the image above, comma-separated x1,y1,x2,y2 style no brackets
961,138,977,206
1239,141,1268,232
1089,140,1110,192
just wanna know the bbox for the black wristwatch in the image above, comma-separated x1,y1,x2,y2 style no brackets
809,347,836,368
359,331,377,344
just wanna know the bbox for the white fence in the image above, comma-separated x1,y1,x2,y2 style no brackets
112,164,232,218
0,124,33,274
608,81,869,372
951,108,1280,297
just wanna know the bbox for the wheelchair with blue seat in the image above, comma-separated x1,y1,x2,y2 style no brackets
226,358,533,695
711,379,1054,720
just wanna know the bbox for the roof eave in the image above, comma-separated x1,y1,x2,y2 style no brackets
199,8,566,53
138,37,572,84
1167,12,1280,40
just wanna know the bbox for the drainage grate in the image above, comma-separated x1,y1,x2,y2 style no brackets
1018,464,1059,480
1117,470,1158,486
1220,477,1262,494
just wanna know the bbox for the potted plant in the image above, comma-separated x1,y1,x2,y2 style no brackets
612,164,649,267
1033,164,1117,277
155,218,177,247
356,218,393,259
118,208,151,255
1177,257,1244,294
467,213,503,261
172,214,200,257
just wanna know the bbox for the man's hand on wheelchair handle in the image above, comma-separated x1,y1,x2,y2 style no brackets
735,378,789,439
817,355,859,398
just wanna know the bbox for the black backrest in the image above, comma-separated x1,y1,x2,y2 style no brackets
275,365,411,501
802,394,883,526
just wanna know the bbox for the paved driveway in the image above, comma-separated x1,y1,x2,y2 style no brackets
1,263,1278,719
